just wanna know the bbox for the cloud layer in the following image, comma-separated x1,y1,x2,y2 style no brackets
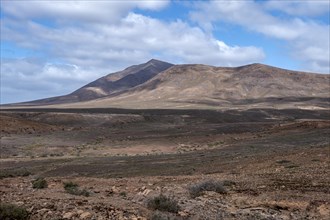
1,1,265,103
190,0,330,73
1,0,329,104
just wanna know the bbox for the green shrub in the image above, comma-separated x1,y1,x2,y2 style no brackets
32,178,48,189
63,181,90,197
0,203,29,220
188,180,227,198
147,194,180,213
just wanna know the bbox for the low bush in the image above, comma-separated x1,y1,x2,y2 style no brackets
276,159,291,164
0,169,31,179
147,194,180,213
63,181,90,197
150,210,184,220
0,203,29,220
119,191,127,197
188,180,227,198
32,178,48,189
63,181,78,189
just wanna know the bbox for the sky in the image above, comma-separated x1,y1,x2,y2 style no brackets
1,0,329,104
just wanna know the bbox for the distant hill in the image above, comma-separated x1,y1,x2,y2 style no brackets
4,60,329,109
16,59,173,105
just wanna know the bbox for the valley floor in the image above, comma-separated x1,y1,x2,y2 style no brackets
0,108,329,219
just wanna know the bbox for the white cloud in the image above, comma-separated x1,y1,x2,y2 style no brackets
0,58,110,104
264,0,330,17
190,0,330,73
1,0,170,23
2,11,265,67
1,1,266,103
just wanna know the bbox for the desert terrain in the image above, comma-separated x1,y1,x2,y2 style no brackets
1,107,329,219
1,60,330,219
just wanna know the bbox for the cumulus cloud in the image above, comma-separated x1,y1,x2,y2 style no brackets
1,0,170,23
0,58,107,104
1,0,267,103
2,11,264,67
264,0,330,17
190,0,330,73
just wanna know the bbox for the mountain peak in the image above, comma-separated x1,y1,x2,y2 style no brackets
146,59,172,65
6,60,328,108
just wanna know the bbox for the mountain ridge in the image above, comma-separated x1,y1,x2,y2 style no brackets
13,59,173,106
3,60,329,109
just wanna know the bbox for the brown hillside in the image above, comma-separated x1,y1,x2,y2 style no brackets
60,63,329,109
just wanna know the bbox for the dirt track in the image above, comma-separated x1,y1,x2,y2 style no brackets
1,108,329,219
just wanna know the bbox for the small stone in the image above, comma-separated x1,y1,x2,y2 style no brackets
111,186,119,193
178,210,189,217
317,204,330,216
63,212,75,219
37,208,49,214
27,206,35,212
16,201,24,206
139,189,151,196
77,210,84,215
80,211,92,219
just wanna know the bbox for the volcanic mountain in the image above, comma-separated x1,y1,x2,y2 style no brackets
20,59,173,105
5,59,330,109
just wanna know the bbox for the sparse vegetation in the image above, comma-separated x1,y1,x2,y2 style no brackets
32,177,48,189
120,191,127,197
150,211,182,220
63,181,90,197
284,164,300,169
147,194,180,213
0,169,31,179
276,159,291,164
188,180,227,198
207,141,224,147
0,203,29,220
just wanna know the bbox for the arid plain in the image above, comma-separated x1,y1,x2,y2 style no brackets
1,60,329,219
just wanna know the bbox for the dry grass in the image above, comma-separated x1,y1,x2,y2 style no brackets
188,180,228,198
147,194,180,213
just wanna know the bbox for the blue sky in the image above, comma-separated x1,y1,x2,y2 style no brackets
1,0,329,104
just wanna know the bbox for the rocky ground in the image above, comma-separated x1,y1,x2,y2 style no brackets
1,109,329,219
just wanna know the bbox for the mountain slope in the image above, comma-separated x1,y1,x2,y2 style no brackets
59,63,329,109
17,59,173,105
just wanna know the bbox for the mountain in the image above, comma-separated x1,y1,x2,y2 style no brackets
4,60,330,109
19,59,173,105
54,63,329,109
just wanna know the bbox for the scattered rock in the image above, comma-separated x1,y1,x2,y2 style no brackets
37,208,49,214
111,186,119,194
317,204,330,216
63,212,75,219
77,209,84,215
80,211,92,219
178,210,190,217
138,189,151,196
